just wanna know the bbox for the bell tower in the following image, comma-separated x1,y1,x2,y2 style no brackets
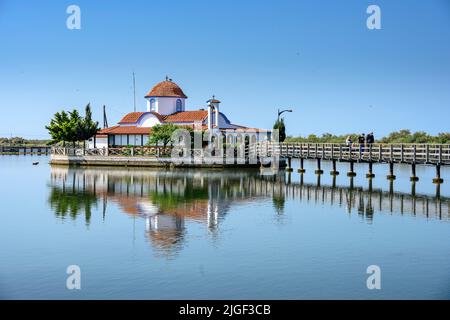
206,95,221,129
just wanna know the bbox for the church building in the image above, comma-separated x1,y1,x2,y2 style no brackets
88,78,270,148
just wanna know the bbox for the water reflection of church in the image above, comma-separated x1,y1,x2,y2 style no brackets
49,167,263,254
49,167,450,255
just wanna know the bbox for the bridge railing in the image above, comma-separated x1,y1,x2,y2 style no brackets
51,143,450,165
258,143,450,164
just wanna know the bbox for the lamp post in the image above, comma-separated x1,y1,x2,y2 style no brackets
277,108,292,122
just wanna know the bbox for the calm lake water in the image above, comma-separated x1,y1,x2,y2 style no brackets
1,155,449,299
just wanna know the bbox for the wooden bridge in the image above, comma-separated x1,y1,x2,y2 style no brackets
50,143,449,183
259,143,449,183
0,145,51,155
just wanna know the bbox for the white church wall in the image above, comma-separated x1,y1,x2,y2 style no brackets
86,136,108,149
138,113,162,127
146,97,185,115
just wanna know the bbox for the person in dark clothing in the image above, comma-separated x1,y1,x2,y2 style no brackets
358,134,365,153
366,132,375,144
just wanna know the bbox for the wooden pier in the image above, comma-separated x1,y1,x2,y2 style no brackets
49,143,449,183
260,143,449,184
0,146,51,155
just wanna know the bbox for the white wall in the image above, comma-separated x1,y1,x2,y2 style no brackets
86,136,108,149
138,113,162,127
112,134,146,146
146,97,185,115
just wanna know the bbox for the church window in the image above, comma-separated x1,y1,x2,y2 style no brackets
150,99,156,112
176,99,182,112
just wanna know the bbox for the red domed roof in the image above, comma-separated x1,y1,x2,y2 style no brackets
144,80,187,99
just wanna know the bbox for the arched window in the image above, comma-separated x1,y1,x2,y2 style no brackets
149,99,156,112
176,99,182,112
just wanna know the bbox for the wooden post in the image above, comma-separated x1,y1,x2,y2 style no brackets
411,180,416,197
426,144,430,163
298,157,306,173
410,163,419,181
366,161,375,178
400,144,404,163
330,159,339,176
433,164,444,184
286,157,293,172
387,161,396,180
315,158,323,174
347,160,356,177
378,144,382,162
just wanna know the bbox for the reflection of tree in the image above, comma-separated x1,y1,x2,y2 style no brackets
48,186,98,225
272,195,285,215
149,186,208,210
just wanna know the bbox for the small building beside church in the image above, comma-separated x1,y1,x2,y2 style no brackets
88,78,270,148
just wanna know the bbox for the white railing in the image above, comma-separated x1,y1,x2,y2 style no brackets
51,143,450,165
257,143,450,164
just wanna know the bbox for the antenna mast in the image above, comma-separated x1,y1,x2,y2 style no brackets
103,105,109,128
133,71,136,112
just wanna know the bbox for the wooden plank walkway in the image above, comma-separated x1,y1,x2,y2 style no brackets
0,146,51,155
50,144,449,183
258,143,450,165
257,143,449,183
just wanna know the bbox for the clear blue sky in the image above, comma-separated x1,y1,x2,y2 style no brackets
0,0,449,139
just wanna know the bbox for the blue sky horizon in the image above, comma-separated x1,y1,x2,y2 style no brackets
0,0,449,139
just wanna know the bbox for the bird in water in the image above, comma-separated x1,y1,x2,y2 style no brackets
32,162,39,165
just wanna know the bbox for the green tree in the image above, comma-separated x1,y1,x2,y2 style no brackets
273,118,286,142
148,123,179,147
79,103,100,149
46,105,99,148
66,110,83,148
45,111,72,146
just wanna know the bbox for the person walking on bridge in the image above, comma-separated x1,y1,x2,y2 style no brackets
366,132,375,145
358,133,366,153
345,136,352,146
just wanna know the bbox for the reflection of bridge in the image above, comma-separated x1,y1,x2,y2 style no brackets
50,166,449,222
253,174,450,222
48,167,449,255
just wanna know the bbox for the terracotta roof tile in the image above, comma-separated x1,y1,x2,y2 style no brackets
145,80,187,98
162,110,208,123
118,111,165,124
98,126,152,135
118,112,146,124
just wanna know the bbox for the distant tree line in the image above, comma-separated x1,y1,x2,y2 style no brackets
45,104,99,148
0,137,50,146
285,130,450,144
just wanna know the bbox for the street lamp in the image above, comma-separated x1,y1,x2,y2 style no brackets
277,108,292,121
